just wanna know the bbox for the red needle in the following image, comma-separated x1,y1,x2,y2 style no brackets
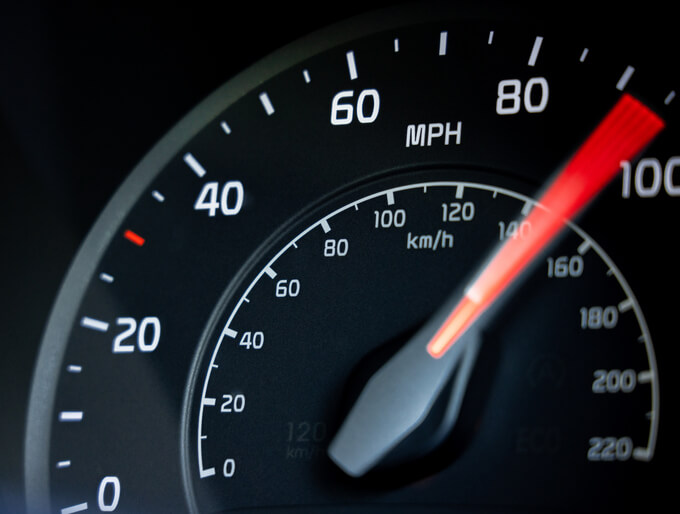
427,93,665,359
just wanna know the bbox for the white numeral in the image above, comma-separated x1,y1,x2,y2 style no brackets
547,256,584,278
441,202,475,222
97,476,120,512
580,306,618,330
223,458,236,478
324,238,349,257
194,181,244,217
496,77,549,115
276,279,301,298
621,157,680,198
592,369,637,393
374,209,406,228
113,317,161,353
588,437,633,461
221,394,246,413
331,89,380,125
498,220,531,241
239,331,264,350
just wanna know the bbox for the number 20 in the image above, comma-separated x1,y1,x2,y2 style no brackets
113,317,161,353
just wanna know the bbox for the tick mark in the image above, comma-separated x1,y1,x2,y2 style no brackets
577,240,592,255
528,36,543,66
59,411,83,422
183,152,207,178
616,66,635,91
637,370,653,383
80,317,109,332
61,503,88,514
223,327,238,339
259,92,275,115
124,229,145,247
439,31,448,56
200,467,216,478
346,50,358,80
634,446,651,460
618,298,634,312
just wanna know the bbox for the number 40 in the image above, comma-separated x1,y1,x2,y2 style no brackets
194,181,244,217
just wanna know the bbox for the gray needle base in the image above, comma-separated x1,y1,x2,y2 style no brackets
328,328,481,477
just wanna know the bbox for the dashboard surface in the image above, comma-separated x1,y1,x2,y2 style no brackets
1,2,678,513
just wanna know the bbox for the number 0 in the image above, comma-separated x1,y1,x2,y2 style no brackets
97,476,121,512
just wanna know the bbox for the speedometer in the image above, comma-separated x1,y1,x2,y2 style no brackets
21,3,677,513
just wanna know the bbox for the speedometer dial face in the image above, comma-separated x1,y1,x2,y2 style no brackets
25,4,677,514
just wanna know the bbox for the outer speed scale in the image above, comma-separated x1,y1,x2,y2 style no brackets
25,4,677,514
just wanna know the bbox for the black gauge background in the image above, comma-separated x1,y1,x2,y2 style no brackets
1,1,678,513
